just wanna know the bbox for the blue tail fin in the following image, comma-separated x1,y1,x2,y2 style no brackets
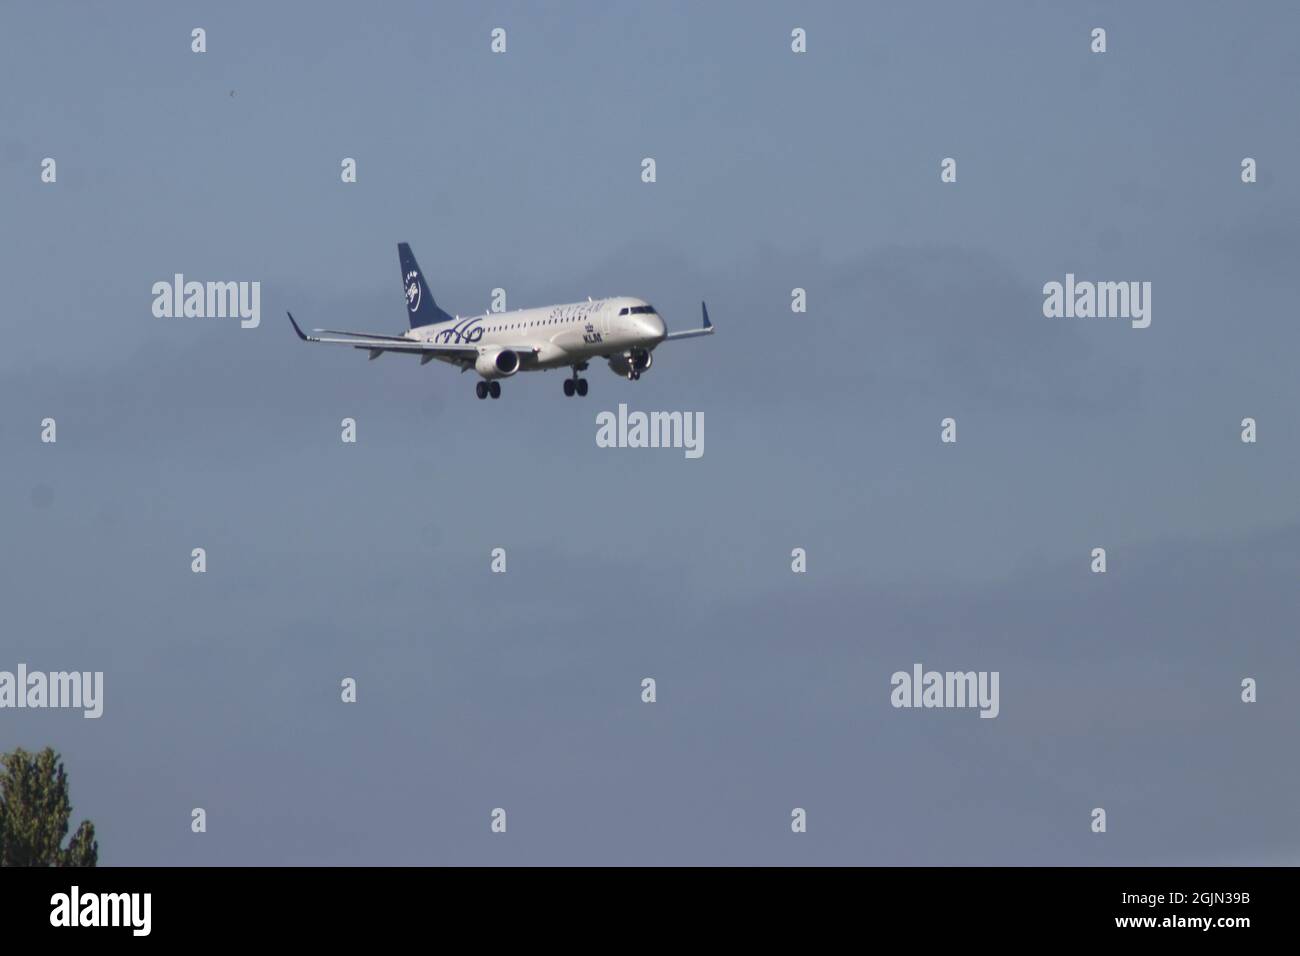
398,242,455,329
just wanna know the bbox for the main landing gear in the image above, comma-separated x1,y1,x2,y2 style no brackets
475,380,501,400
563,365,589,397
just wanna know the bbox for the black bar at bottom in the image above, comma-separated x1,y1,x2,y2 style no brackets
0,866,1276,941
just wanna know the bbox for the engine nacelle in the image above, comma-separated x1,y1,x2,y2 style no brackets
607,348,653,379
476,348,520,379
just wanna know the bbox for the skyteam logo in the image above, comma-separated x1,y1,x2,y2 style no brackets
434,316,484,344
405,270,421,312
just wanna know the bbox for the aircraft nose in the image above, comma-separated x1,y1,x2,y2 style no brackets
638,313,666,341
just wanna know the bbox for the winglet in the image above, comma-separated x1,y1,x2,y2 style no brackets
662,302,715,342
287,311,316,342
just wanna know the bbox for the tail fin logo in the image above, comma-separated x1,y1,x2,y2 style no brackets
405,271,421,312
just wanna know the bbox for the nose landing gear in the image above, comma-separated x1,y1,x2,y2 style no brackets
476,381,501,399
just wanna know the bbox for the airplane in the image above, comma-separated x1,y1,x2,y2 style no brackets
287,243,714,399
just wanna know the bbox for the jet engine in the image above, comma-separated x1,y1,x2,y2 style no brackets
476,348,520,379
607,348,653,380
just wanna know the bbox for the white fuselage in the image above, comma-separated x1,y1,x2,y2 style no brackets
407,296,667,371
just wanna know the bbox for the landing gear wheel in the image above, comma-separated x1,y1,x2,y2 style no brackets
488,381,501,399
563,378,575,397
475,381,488,400
576,378,588,397
631,371,641,381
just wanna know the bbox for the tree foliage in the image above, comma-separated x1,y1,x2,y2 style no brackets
0,747,98,866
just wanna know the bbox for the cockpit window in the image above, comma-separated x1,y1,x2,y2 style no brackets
628,305,656,315
618,308,629,315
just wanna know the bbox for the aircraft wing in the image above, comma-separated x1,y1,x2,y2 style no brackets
287,312,537,361
310,327,416,342
662,301,715,341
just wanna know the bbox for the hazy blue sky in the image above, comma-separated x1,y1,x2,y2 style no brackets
2,1,1298,864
